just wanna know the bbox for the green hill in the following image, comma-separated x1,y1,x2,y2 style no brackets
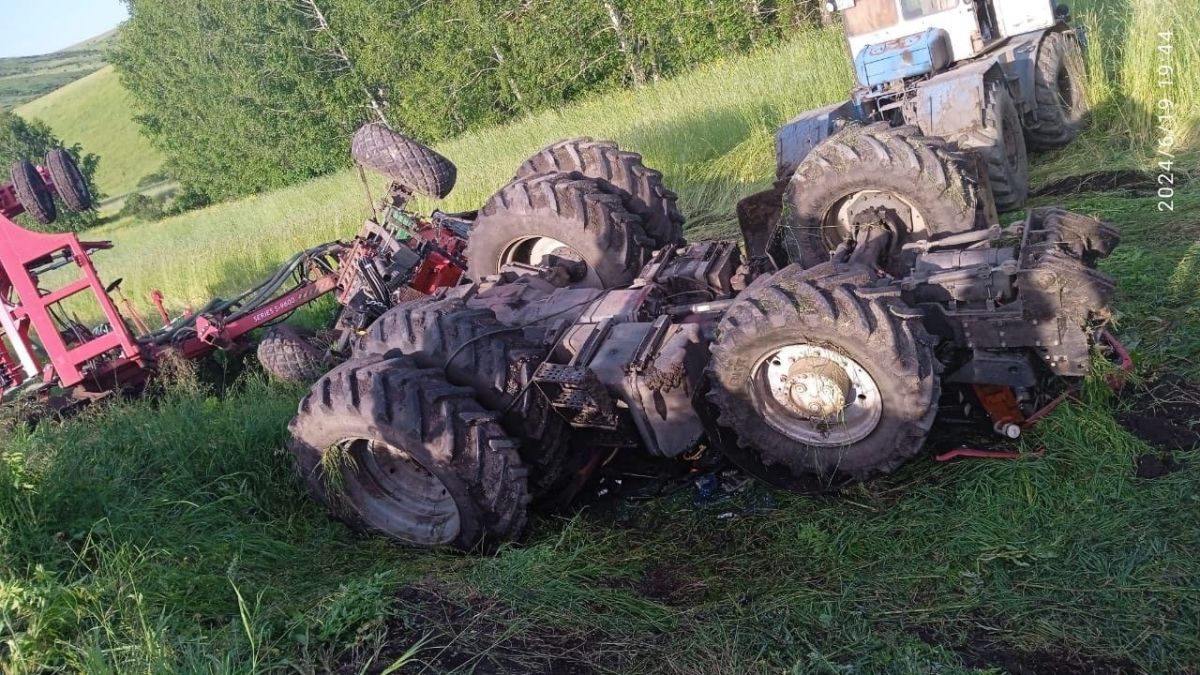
0,29,116,109
16,65,165,202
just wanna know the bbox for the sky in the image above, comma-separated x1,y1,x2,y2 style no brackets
0,0,128,58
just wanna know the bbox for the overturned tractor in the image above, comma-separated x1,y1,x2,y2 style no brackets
282,129,1122,552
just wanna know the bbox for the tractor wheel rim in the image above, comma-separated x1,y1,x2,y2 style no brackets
821,189,928,252
750,345,882,447
337,438,461,546
498,236,599,287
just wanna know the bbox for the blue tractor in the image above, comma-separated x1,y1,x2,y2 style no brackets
741,0,1089,274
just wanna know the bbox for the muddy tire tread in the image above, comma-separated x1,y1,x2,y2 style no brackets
514,137,684,247
785,123,981,269
9,159,56,225
257,325,328,384
360,298,573,496
351,123,458,199
467,172,654,288
289,355,529,551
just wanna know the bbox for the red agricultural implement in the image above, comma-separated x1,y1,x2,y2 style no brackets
0,133,468,405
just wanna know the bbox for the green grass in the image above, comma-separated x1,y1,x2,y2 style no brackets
0,30,114,111
3,1,1200,672
15,66,165,204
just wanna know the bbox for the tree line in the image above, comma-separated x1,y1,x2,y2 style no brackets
112,0,824,204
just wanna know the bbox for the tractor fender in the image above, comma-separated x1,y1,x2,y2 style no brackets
988,30,1045,116
775,100,853,179
904,58,1010,139
990,26,1088,120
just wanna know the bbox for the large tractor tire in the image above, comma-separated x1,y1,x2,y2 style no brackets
9,160,56,225
288,355,530,551
1026,31,1090,150
707,263,940,488
360,297,576,498
351,123,457,199
257,325,328,384
44,148,93,212
466,172,655,289
784,123,981,274
514,138,685,248
952,81,1029,212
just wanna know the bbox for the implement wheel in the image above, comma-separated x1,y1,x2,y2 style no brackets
257,325,328,384
707,264,940,488
1027,32,1090,151
466,172,654,289
45,148,93,212
514,138,685,248
9,160,56,225
288,355,530,551
351,123,458,199
784,123,980,274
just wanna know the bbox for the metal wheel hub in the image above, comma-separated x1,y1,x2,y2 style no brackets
338,438,461,546
783,357,852,418
499,236,595,286
826,190,926,252
753,345,883,447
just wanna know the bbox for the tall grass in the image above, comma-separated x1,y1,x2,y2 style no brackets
1034,0,1199,180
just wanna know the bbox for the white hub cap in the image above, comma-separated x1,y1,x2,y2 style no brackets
752,345,883,447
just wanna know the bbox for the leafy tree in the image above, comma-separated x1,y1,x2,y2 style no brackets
0,110,101,232
112,0,822,205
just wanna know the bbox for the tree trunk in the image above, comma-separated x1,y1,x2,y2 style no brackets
296,0,390,125
602,1,645,87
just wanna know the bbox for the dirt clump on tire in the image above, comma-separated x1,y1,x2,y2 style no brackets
257,325,328,384
1026,31,1090,150
784,123,981,271
514,137,684,248
466,172,654,289
288,355,530,551
9,159,56,225
352,123,457,199
707,263,940,488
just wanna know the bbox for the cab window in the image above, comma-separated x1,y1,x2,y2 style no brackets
843,0,899,36
900,0,958,20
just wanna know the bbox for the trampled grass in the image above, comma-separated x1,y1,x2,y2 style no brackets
15,66,165,203
3,1,1200,672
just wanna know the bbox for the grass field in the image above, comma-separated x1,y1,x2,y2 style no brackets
0,30,115,110
2,0,1199,672
15,65,165,204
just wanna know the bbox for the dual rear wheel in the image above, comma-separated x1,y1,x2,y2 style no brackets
8,149,93,225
